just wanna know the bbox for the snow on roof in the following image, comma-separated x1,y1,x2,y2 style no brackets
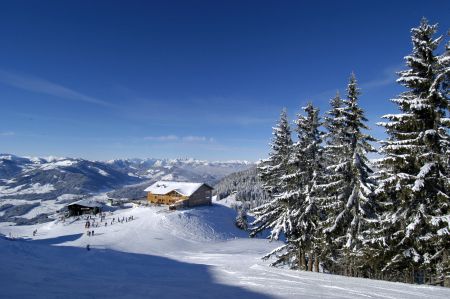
68,198,102,208
144,181,210,196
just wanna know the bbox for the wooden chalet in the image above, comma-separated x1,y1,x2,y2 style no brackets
144,181,213,208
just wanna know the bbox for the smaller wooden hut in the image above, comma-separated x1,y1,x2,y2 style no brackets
67,199,102,216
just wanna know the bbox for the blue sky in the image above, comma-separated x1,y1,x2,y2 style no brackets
0,1,449,161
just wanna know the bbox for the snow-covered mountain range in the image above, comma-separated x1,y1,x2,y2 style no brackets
0,154,253,224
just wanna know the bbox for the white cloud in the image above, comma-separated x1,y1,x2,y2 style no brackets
0,70,111,107
183,136,206,142
182,136,215,143
0,131,15,136
144,135,179,141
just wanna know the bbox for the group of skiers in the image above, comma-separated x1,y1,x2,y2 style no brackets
84,214,107,229
109,215,134,225
84,215,98,236
84,214,135,238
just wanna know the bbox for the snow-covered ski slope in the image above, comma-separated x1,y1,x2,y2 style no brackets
1,201,449,299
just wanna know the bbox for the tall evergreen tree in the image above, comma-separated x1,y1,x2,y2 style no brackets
433,29,450,286
251,109,298,267
323,73,377,276
321,92,350,272
290,103,326,272
257,109,293,197
376,19,450,283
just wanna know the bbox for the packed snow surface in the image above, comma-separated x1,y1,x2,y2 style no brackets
1,200,449,299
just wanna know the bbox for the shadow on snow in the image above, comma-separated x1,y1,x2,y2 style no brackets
25,233,84,245
0,237,274,299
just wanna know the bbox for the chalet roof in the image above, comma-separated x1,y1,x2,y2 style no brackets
67,198,102,208
144,181,211,196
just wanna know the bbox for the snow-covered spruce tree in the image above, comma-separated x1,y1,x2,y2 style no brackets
433,29,450,287
235,206,248,230
250,109,299,267
322,73,378,277
321,91,351,273
290,102,327,272
257,109,293,197
376,19,450,284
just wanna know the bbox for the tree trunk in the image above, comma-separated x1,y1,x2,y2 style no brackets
314,253,320,272
298,249,303,270
308,252,313,271
300,250,306,271
443,250,450,287
348,257,354,277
